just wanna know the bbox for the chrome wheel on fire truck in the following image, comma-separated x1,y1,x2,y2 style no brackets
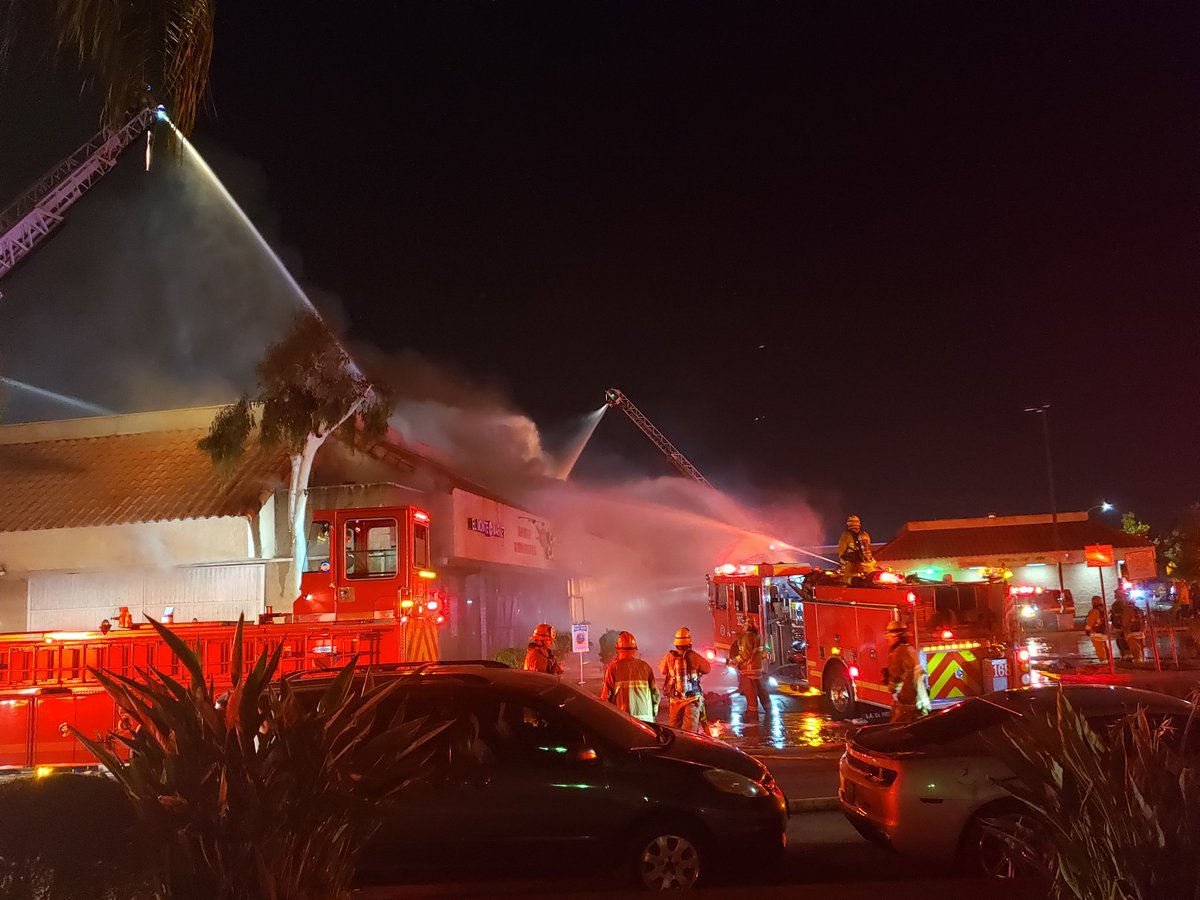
630,826,703,890
825,670,856,719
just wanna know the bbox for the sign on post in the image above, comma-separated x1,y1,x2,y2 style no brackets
571,623,589,653
1085,544,1114,567
571,623,589,686
1123,546,1158,582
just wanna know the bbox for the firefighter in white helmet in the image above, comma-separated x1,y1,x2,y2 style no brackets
883,620,929,724
838,515,877,584
659,627,711,733
523,623,563,675
728,619,771,717
601,631,660,724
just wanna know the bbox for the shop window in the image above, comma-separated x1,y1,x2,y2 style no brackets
344,519,398,578
304,521,332,574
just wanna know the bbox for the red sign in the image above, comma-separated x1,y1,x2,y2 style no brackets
1085,544,1114,567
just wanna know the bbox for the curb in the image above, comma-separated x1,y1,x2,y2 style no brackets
787,796,839,813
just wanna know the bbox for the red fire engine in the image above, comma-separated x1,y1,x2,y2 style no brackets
708,563,1031,718
0,504,441,773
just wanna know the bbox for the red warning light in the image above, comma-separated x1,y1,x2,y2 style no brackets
940,629,954,640
436,614,445,624
848,665,860,678
906,591,917,605
427,599,439,611
1018,649,1031,663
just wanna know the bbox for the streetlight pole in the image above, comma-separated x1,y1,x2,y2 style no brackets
1024,404,1066,596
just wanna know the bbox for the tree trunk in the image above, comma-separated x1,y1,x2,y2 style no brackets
285,396,369,600
287,435,323,600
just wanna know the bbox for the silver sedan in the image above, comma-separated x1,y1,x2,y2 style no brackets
838,685,1193,878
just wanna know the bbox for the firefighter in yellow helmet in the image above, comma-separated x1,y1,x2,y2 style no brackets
838,515,877,584
728,619,771,717
883,620,928,724
600,631,660,724
523,623,564,675
659,627,711,733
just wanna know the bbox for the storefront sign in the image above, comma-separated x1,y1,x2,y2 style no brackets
1123,546,1157,581
451,489,554,569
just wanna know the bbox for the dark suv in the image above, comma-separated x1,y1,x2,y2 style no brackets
289,662,787,891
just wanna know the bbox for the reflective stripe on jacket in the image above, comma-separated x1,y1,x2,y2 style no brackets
602,655,660,722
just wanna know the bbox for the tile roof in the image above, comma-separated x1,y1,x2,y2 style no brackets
0,408,288,532
876,514,1152,563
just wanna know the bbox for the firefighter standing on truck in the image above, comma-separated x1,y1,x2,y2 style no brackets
601,631,660,724
660,627,711,733
884,620,928,724
838,515,877,583
523,623,564,675
728,620,771,717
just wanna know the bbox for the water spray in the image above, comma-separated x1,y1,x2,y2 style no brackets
1,378,112,416
555,404,608,480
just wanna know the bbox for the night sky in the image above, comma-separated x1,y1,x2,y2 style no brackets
2,3,1198,539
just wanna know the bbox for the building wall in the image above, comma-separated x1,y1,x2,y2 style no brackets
28,564,266,631
0,517,257,574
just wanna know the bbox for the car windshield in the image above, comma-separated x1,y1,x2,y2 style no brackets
544,682,661,749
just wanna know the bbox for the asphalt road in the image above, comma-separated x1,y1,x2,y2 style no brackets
357,811,1010,899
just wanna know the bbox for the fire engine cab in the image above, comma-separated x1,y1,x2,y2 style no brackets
0,504,441,773
708,563,1031,718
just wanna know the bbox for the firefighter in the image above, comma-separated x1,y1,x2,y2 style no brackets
523,623,564,675
728,620,771,716
600,631,660,723
838,515,877,583
659,627,711,733
1084,596,1111,662
883,620,927,724
1121,600,1146,663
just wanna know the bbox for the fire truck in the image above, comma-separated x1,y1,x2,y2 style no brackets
0,503,442,773
708,563,1031,718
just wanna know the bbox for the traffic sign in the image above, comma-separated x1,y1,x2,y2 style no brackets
571,623,589,654
1085,544,1114,567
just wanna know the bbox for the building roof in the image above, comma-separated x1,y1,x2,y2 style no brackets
875,511,1152,563
0,407,287,532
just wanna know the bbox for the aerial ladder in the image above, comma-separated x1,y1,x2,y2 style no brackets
0,106,162,296
604,388,713,488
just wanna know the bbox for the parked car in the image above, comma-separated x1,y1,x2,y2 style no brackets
838,685,1195,878
289,663,788,890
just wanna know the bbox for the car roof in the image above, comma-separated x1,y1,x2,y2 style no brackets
987,684,1193,716
284,662,561,694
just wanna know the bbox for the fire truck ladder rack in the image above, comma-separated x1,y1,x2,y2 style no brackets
0,107,157,296
604,388,713,488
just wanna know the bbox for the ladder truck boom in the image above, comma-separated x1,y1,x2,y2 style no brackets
0,107,158,295
604,388,713,488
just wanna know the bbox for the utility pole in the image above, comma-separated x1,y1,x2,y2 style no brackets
1024,404,1066,596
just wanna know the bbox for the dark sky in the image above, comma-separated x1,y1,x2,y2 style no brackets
2,3,1198,538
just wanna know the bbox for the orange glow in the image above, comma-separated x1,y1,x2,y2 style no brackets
940,629,954,639
830,647,841,655
418,570,438,579
716,563,737,575
400,599,414,610
413,510,430,522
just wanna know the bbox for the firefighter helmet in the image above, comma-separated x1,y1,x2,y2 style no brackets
846,515,862,528
884,620,906,635
533,623,554,642
674,627,693,647
616,630,638,650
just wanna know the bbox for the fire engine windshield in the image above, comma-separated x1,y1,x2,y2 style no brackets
545,682,661,749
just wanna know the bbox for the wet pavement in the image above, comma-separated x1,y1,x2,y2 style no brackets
702,685,888,754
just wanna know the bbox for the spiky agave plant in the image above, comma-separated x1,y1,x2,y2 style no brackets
989,692,1200,900
75,616,447,900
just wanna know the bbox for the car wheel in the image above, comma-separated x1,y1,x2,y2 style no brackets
826,670,856,719
629,824,704,890
960,806,1050,881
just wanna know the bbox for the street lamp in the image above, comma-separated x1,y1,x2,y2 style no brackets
1087,502,1115,514
1023,404,1065,595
